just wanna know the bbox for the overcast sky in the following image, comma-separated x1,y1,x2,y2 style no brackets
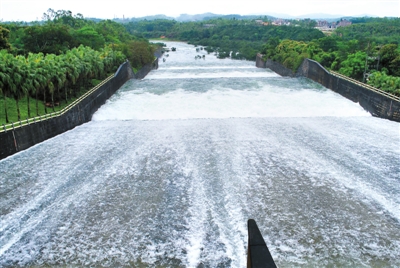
1,0,399,22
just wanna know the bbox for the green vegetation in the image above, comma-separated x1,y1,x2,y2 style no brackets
124,16,399,97
260,18,400,96
0,26,11,50
0,46,125,124
335,17,400,44
124,18,324,60
0,9,160,125
1,14,399,125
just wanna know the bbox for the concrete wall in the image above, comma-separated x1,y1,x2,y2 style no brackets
133,59,158,79
256,54,400,122
0,60,157,160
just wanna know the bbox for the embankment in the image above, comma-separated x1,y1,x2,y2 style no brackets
256,54,400,122
0,60,158,160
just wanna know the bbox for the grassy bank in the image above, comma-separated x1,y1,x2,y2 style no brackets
0,79,102,126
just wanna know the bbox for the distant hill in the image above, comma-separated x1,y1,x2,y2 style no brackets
202,14,276,21
114,14,175,23
293,13,346,19
115,13,277,22
112,12,382,23
175,13,218,21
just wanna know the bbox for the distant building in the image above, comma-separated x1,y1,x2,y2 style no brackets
315,19,351,31
336,19,352,27
255,20,270,26
317,20,329,28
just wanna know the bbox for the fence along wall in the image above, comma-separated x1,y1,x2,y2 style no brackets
256,54,400,123
0,60,157,160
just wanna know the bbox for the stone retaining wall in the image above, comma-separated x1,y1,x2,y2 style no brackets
256,54,400,122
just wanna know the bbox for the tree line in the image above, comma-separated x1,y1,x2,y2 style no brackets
335,17,400,45
260,19,400,96
0,9,158,124
124,18,324,61
0,45,125,123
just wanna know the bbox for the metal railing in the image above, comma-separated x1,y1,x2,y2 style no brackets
330,71,400,102
1,74,114,133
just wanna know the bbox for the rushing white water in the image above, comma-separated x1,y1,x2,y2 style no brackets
1,41,399,267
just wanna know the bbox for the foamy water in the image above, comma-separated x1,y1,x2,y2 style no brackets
93,56,369,121
1,41,399,267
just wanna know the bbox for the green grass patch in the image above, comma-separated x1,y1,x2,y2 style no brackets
0,76,112,127
0,91,84,126
0,88,90,126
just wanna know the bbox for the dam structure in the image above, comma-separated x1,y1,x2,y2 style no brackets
0,41,399,267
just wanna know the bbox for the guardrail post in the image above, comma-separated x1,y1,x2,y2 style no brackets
26,118,29,125
3,124,6,132
11,122,14,130
19,120,22,127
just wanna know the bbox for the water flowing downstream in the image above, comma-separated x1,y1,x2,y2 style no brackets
1,41,399,267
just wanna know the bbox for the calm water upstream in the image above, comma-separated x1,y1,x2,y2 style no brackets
1,41,399,267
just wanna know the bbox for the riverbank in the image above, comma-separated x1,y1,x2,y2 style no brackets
256,54,400,123
0,59,158,160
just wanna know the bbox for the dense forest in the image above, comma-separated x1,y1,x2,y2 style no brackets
1,13,399,125
335,17,400,44
0,9,158,124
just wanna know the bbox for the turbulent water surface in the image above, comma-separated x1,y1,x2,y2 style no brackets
1,42,399,267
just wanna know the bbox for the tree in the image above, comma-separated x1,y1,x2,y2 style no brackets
379,44,400,76
316,36,338,52
42,8,57,22
16,55,35,118
119,40,155,69
22,24,74,54
9,56,25,121
338,51,369,80
55,10,84,28
60,51,80,103
45,54,66,110
27,52,47,116
368,71,400,96
261,37,280,59
0,26,11,50
72,26,105,50
95,20,132,44
0,51,12,123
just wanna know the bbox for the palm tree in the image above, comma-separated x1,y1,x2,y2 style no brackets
71,46,91,96
17,55,35,118
60,51,80,104
0,51,12,123
27,52,47,116
10,56,25,121
41,57,56,114
51,56,66,111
